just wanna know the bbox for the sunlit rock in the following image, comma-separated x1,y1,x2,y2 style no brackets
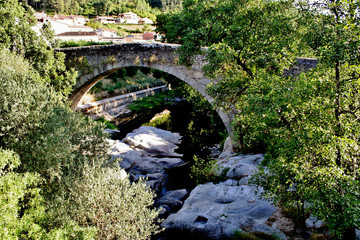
123,126,182,157
162,182,286,239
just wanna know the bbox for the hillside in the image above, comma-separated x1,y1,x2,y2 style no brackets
26,0,182,20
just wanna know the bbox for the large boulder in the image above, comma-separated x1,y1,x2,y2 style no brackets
123,126,182,157
162,182,286,239
107,127,185,194
217,154,264,180
162,153,289,239
157,189,189,217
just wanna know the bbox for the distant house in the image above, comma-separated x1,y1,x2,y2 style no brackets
95,28,124,43
118,12,141,24
68,25,94,32
95,16,116,24
51,14,74,25
138,17,154,25
95,28,118,38
54,31,99,42
69,15,86,26
34,12,47,21
125,33,145,43
142,32,155,41
34,13,87,26
38,20,70,35
32,13,94,40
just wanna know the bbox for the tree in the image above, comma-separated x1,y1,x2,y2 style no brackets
252,1,360,238
0,149,45,239
0,48,160,239
157,0,360,238
156,0,300,147
0,0,77,96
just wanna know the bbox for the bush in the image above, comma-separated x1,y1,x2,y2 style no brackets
55,162,161,240
190,156,229,185
0,49,160,239
0,149,45,239
59,40,113,48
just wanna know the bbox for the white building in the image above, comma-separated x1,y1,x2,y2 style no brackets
69,15,86,26
118,12,141,24
68,25,94,32
138,17,154,24
54,31,99,42
95,16,116,24
95,28,124,43
50,14,75,25
95,28,118,38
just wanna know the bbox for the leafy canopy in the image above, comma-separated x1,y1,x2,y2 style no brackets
158,0,360,237
0,48,160,239
0,0,77,96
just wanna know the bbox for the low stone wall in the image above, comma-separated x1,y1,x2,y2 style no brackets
77,85,168,116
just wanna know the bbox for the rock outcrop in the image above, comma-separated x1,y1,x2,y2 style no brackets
107,126,184,194
162,154,287,240
123,126,182,157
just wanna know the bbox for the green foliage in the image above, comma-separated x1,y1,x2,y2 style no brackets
0,49,160,239
59,39,113,48
96,117,118,129
143,110,171,128
85,19,103,29
128,91,171,112
249,1,360,237
52,162,161,240
0,0,77,96
28,0,161,18
90,67,166,98
0,149,45,239
157,0,299,66
190,156,229,185
159,0,360,237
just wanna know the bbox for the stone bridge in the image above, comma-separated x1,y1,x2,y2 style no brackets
58,43,318,138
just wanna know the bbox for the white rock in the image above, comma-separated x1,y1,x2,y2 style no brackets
123,126,182,157
162,182,285,239
217,154,264,180
305,218,314,228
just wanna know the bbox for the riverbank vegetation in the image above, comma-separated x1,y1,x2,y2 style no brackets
0,1,160,239
157,0,360,238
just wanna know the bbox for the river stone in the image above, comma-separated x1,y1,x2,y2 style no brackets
219,137,234,158
162,182,286,239
129,157,184,175
157,189,188,209
217,154,264,180
107,139,148,170
104,128,121,134
305,218,314,228
123,126,182,157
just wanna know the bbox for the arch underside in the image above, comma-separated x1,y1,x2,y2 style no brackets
69,61,233,138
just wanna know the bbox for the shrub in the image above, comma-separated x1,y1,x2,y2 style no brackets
0,49,160,239
54,163,161,240
190,156,229,185
0,149,45,239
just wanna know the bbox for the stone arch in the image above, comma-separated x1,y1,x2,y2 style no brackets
59,43,233,137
